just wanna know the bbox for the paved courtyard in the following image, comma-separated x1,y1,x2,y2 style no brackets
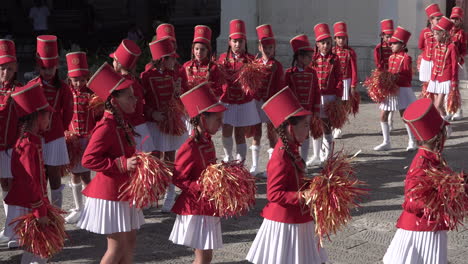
1,95,467,263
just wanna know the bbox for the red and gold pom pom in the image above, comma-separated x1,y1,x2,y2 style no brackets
236,62,269,96
419,82,433,100
157,98,187,136
11,203,67,259
363,69,399,103
325,101,348,129
119,152,173,208
198,161,257,217
89,94,105,122
63,131,82,174
347,90,361,116
447,88,461,115
302,150,367,246
409,164,468,230
310,114,324,139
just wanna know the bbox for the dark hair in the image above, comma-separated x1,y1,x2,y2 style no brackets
188,42,213,80
17,111,39,142
275,115,306,169
104,89,138,146
224,38,249,65
291,49,312,68
189,112,214,141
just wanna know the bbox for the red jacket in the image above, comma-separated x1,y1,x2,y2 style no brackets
252,58,285,101
5,132,49,218
0,81,19,151
82,111,136,201
218,52,255,104
450,27,467,63
68,86,96,137
396,147,449,232
311,52,343,97
333,46,358,87
285,66,320,113
374,42,393,70
388,51,413,87
261,140,313,224
122,74,146,127
29,77,73,143
418,27,437,61
182,59,224,97
430,42,459,87
171,133,219,216
140,68,177,122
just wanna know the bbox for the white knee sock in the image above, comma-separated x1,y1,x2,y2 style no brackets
50,184,65,209
250,145,260,168
380,122,390,144
70,182,83,211
236,143,247,161
2,191,8,216
222,137,233,161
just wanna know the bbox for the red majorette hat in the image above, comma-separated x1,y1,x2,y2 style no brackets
36,35,58,68
333,21,348,37
229,19,246,40
87,62,134,100
11,82,54,117
109,39,141,69
262,87,312,128
425,3,443,18
380,19,394,35
403,98,449,141
314,23,332,42
66,52,89,78
450,7,464,19
389,26,411,44
156,23,176,41
256,24,275,46
0,39,16,65
149,37,178,60
180,81,227,118
193,25,212,46
290,34,314,53
434,16,454,32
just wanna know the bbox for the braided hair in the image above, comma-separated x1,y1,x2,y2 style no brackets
275,116,306,171
17,112,39,141
189,112,213,142
104,90,138,146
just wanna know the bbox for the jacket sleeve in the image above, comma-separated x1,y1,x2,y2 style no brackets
267,158,301,206
82,122,128,174
333,59,344,98
418,30,426,50
350,49,358,87
140,73,156,121
172,142,200,193
397,55,413,86
20,143,48,218
374,45,381,68
450,45,459,88
312,70,321,114
61,86,74,130
210,64,224,97
402,170,427,215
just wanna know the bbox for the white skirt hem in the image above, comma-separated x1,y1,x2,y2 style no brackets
169,214,223,250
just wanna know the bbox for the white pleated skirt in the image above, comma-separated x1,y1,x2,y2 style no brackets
42,137,70,166
246,219,328,264
223,100,261,127
383,228,447,264
341,78,352,101
134,123,156,152
319,95,337,119
70,137,89,174
379,87,416,111
0,148,13,178
419,58,433,82
77,196,145,235
427,80,451,95
147,122,188,152
3,204,30,239
255,99,270,123
169,214,223,250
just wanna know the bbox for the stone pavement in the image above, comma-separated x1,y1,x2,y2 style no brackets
1,98,467,263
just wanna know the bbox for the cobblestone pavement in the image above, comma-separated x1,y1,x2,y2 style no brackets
1,99,467,263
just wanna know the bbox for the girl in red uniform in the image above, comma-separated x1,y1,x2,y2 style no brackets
383,98,451,263
0,39,20,247
427,16,458,136
219,19,260,163
249,24,284,176
284,35,321,165
419,4,443,83
142,37,188,212
63,52,96,224
246,87,327,264
169,82,227,264
332,21,358,139
374,27,416,152
449,7,466,121
311,23,343,162
31,35,73,209
5,82,55,263
110,39,155,153
374,19,396,130
77,63,144,264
